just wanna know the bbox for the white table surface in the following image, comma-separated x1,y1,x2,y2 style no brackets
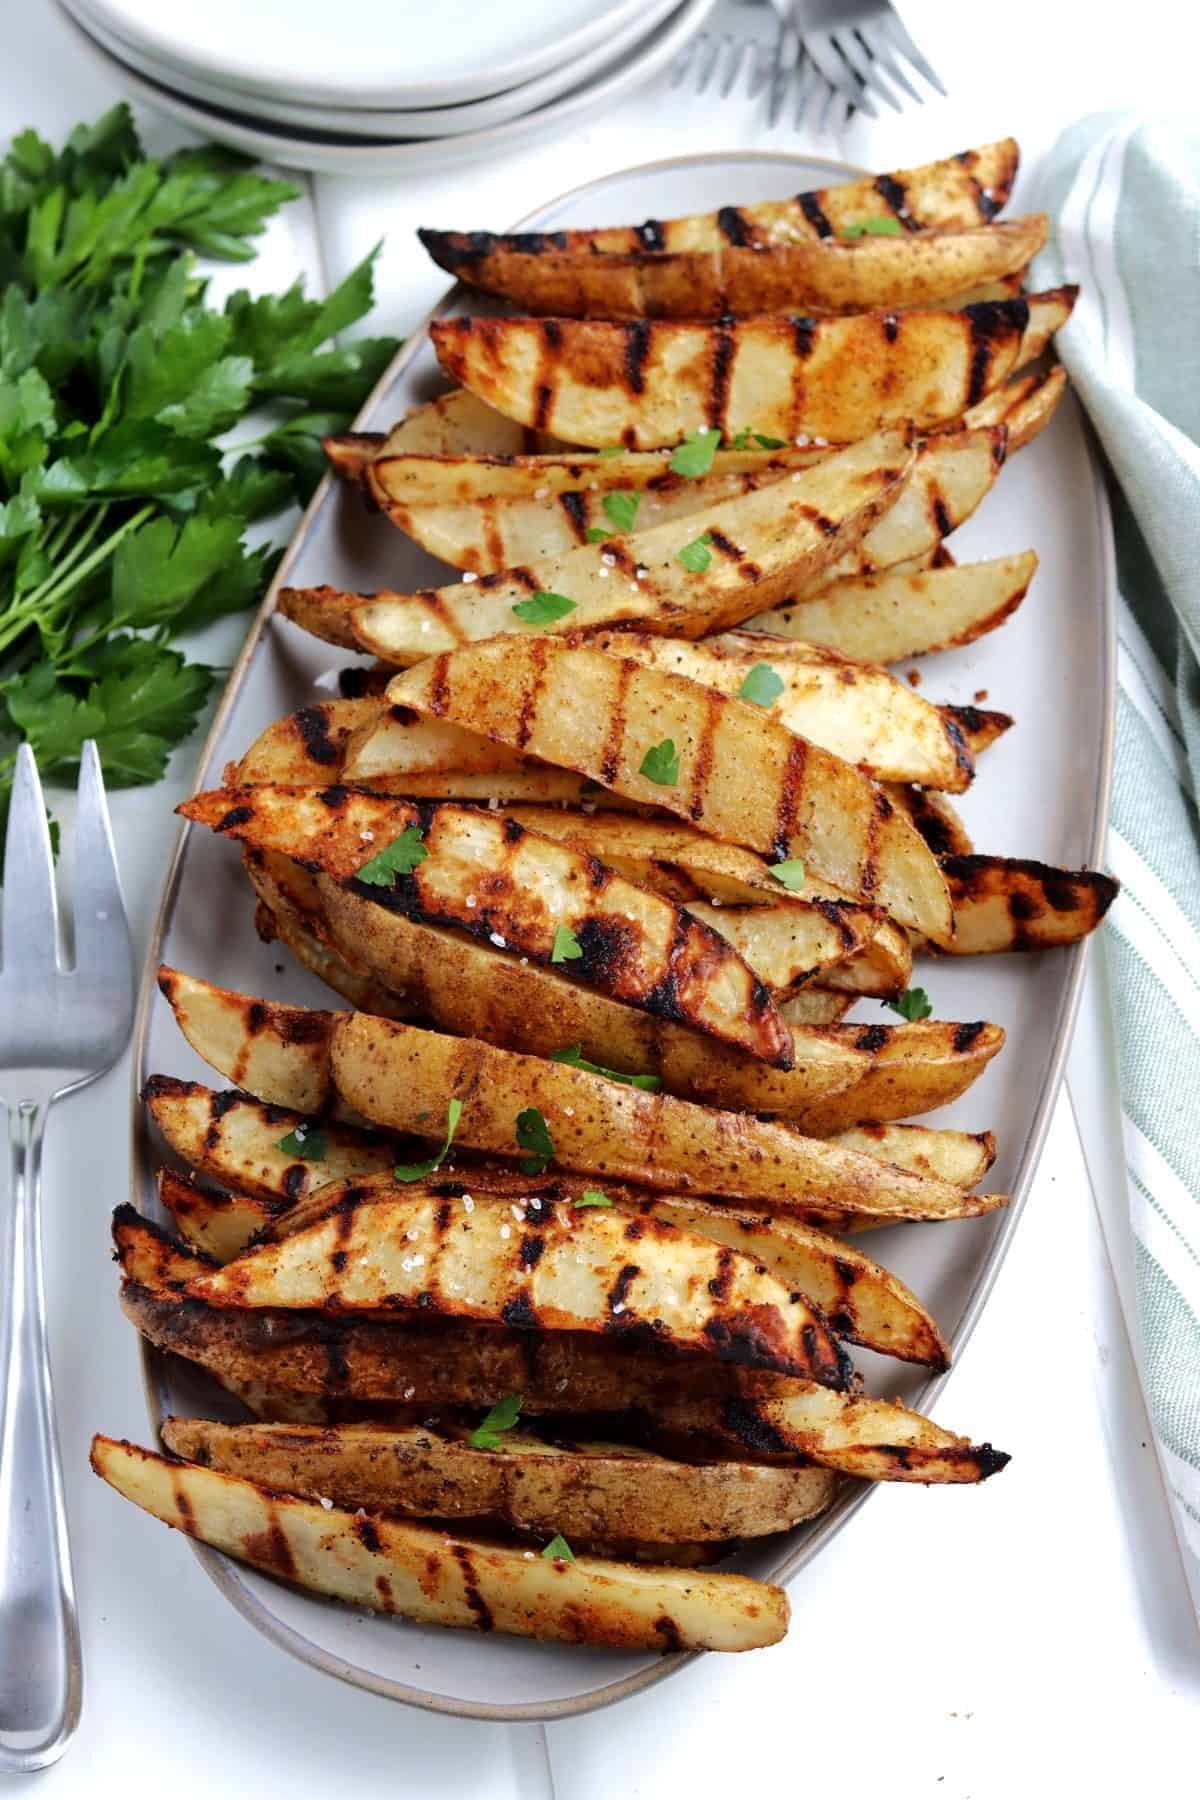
6,3,1200,1793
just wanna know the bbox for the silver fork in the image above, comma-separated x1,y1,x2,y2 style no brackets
795,0,946,129
0,742,133,1771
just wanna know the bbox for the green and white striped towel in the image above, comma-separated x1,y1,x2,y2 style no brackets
1035,116,1200,1597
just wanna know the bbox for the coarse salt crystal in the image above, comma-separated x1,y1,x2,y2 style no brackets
601,553,616,567
534,486,549,499
420,620,430,631
499,1223,511,1240
318,1495,334,1510
612,1301,626,1315
489,931,506,947
597,567,609,579
463,1196,475,1212
488,797,501,809
462,571,478,583
564,1106,574,1117
360,829,375,842
403,1386,416,1400
635,565,649,579
465,895,477,908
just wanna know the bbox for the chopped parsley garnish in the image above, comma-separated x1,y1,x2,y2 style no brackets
887,987,933,1021
596,446,625,457
551,1043,660,1091
551,923,583,964
769,859,807,891
511,590,576,625
729,429,787,450
841,217,903,238
541,1533,575,1562
355,824,427,884
669,428,721,478
737,662,784,707
639,738,680,785
393,1097,462,1183
575,1189,613,1207
676,532,713,573
276,1125,327,1160
468,1392,523,1450
601,490,640,532
586,526,609,543
515,1106,554,1176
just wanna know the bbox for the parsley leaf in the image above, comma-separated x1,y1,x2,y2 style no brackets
515,1106,554,1176
841,217,904,238
276,1125,328,1160
541,1533,575,1563
354,825,427,884
639,738,680,785
669,428,721,478
511,590,576,625
595,446,624,458
551,1043,660,1092
551,923,583,963
601,489,639,532
728,429,788,451
468,1392,523,1451
886,987,933,1021
393,1097,463,1183
768,859,807,891
676,532,713,573
585,526,609,543
575,1190,612,1208
737,662,784,707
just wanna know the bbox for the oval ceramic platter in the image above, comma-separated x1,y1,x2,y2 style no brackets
132,152,1116,1720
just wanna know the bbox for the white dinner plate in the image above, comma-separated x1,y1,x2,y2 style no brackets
54,0,716,176
66,0,655,109
61,0,680,139
131,152,1116,1720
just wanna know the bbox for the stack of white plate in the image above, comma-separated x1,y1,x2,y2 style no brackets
56,0,715,175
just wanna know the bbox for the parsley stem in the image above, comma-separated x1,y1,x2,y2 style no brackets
21,502,112,611
28,502,153,622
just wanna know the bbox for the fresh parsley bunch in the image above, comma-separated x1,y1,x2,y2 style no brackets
0,104,399,831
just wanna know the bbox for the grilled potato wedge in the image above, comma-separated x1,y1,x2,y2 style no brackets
319,430,913,661
831,1121,995,1188
159,1417,837,1543
330,1012,1004,1223
796,1019,1006,1137
142,1075,399,1205
91,1438,787,1651
158,1166,275,1262
312,879,874,1121
955,362,1068,450
683,900,885,995
419,140,1020,260
428,291,1075,449
644,1389,1008,1484
747,551,1037,662
586,630,978,792
888,788,974,859
157,966,339,1116
181,784,794,1068
428,217,1047,321
934,855,1119,953
247,848,416,1020
233,698,380,785
114,1210,806,1409
380,384,570,456
368,450,829,574
622,1196,948,1366
185,1189,850,1385
386,639,954,942
756,986,851,1025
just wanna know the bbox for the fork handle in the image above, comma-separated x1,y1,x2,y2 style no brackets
0,1099,81,1771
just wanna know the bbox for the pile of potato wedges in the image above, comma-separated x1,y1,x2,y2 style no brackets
94,138,1117,1657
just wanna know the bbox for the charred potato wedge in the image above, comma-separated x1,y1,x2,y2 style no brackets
91,1438,787,1651
428,292,1075,449
429,217,1047,321
797,1019,1006,1137
935,855,1119,953
159,1417,838,1543
386,638,955,943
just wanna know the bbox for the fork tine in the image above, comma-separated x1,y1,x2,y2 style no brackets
720,35,750,98
855,21,925,104
1,744,60,978
692,31,724,94
835,26,902,113
70,742,132,1000
791,53,824,130
878,9,947,95
670,29,705,88
803,31,878,119
767,23,800,128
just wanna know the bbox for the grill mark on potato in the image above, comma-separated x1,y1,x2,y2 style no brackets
942,714,975,787
532,320,564,431
882,313,899,345
636,218,665,250
930,491,953,540
655,1614,684,1651
963,298,1029,407
791,316,817,359
812,897,863,952
515,636,550,750
600,657,635,784
501,1292,539,1330
953,1021,986,1053
707,1245,735,1301
558,490,588,543
708,321,735,429
718,1397,790,1456
706,529,742,563
353,1513,383,1552
623,321,651,395
417,587,472,646
797,503,837,538
715,205,751,246
688,687,722,824
955,152,1002,221
854,1023,891,1053
452,1544,494,1632
293,705,341,767
215,805,254,833
873,174,915,227
771,737,808,860
242,1508,298,1580
169,1471,196,1532
374,1575,395,1611
519,1233,545,1271
480,500,505,572
796,192,833,238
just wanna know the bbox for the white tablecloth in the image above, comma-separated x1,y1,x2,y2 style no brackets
6,4,1200,1793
